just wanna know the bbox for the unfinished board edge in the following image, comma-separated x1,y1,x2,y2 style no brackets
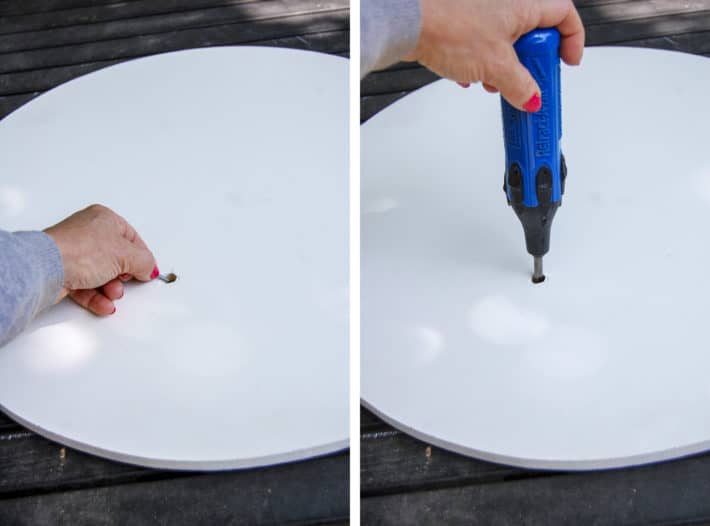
360,399,710,472
1,401,349,471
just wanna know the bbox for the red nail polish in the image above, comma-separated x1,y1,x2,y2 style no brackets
523,92,542,112
150,266,159,279
111,307,116,315
457,82,471,88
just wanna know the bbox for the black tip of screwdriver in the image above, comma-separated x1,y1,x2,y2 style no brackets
532,256,545,284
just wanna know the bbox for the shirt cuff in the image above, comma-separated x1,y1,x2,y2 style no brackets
361,0,422,77
14,230,64,315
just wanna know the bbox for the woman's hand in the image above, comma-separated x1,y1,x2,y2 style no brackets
44,204,158,316
404,0,585,111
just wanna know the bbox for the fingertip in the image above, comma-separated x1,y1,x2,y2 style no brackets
89,293,115,316
560,37,584,66
493,48,542,112
482,82,499,94
523,92,542,113
121,241,158,282
102,279,124,301
557,6,586,66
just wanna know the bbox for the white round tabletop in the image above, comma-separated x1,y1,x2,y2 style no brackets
0,47,348,470
362,47,710,470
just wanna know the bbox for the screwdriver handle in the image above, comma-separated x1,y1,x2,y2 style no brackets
502,29,564,209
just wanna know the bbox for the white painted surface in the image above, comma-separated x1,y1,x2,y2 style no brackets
0,47,348,469
361,47,710,470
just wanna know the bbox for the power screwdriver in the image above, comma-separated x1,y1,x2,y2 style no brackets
501,28,566,283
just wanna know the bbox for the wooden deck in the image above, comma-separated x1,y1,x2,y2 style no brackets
0,1,349,525
361,1,710,524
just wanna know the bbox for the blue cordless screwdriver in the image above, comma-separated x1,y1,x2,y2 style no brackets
501,28,566,283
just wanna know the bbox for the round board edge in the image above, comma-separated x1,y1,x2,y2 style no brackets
2,401,349,470
360,399,710,471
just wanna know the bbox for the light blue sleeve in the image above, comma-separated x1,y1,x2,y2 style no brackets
361,0,422,78
0,230,64,347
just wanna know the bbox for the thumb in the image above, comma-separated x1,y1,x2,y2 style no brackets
488,47,541,112
119,240,158,282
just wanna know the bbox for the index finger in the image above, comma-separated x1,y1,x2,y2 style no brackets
115,214,157,278
537,1,585,66
557,6,585,65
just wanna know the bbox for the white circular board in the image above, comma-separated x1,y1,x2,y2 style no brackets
362,47,710,470
0,47,348,470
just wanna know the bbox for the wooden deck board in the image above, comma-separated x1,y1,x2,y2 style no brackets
0,453,348,525
363,451,710,526
0,0,348,116
0,1,347,54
